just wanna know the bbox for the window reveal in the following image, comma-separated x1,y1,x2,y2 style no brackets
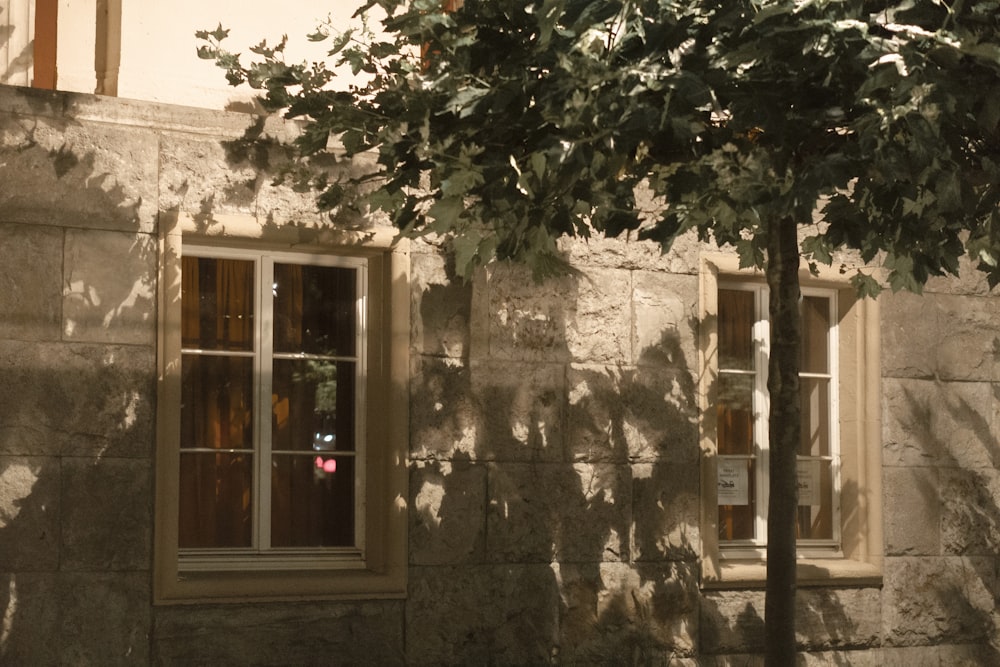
179,251,365,556
716,285,839,554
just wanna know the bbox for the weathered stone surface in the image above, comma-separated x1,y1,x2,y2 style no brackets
0,340,154,457
632,463,700,562
154,600,405,665
471,360,565,461
62,229,156,345
485,264,632,363
633,271,699,369
407,564,560,665
0,223,63,341
0,112,157,232
701,588,881,654
157,133,261,218
881,291,940,379
880,643,1000,666
881,291,999,381
940,467,1000,556
59,572,150,665
410,250,472,358
487,462,632,562
882,556,996,647
0,457,59,570
566,363,698,464
410,459,486,565
884,465,941,556
556,561,699,662
0,572,61,665
410,356,483,460
60,457,151,570
882,378,994,468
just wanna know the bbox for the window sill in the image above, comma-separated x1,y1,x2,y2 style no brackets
701,558,882,590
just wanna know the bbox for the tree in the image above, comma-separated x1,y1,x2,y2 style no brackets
198,1,1000,662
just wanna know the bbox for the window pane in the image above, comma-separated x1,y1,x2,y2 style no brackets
181,355,254,451
718,289,754,370
799,377,830,457
179,452,252,548
718,457,756,541
796,459,834,540
800,295,830,374
182,257,255,351
272,359,356,453
271,455,355,547
273,263,356,356
717,373,754,456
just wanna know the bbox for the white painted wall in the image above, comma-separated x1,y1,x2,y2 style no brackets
1,0,374,109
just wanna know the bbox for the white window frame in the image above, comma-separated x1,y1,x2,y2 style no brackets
699,253,882,589
716,281,842,561
154,214,409,603
177,245,370,572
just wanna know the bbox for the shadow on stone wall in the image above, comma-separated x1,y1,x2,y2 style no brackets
406,257,705,664
886,379,1000,663
0,94,156,664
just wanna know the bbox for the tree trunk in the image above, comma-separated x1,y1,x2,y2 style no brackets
764,216,801,666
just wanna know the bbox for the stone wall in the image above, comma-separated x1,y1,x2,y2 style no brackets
0,84,997,665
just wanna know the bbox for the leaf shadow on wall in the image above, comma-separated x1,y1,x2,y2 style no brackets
408,259,704,665
0,95,155,665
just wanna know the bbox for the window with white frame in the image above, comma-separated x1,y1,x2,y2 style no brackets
698,254,882,588
179,247,367,565
715,283,840,557
155,228,408,603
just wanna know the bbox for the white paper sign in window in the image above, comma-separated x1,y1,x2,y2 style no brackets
717,459,749,505
796,460,822,507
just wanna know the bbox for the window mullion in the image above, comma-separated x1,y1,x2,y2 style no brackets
256,256,275,552
754,286,770,546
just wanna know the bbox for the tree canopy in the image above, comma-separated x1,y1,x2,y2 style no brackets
198,1,1000,663
200,0,1000,290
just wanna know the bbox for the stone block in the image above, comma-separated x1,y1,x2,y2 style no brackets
881,292,999,382
0,341,155,457
484,263,632,364
880,643,1000,666
486,462,631,562
410,459,487,565
882,556,996,647
60,457,151,571
884,466,940,556
58,571,150,665
0,223,63,341
940,467,1000,556
157,133,262,219
566,363,698,464
410,356,482,460
0,113,157,232
153,600,405,665
701,587,881,654
881,291,940,379
631,463,700,562
410,250,472,358
0,456,60,570
471,360,565,462
406,564,560,665
0,572,60,665
934,294,999,382
556,561,699,662
882,378,994,469
62,229,156,345
632,271,699,369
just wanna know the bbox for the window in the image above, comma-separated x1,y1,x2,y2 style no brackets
715,284,839,556
155,219,408,602
699,254,882,588
179,248,365,563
